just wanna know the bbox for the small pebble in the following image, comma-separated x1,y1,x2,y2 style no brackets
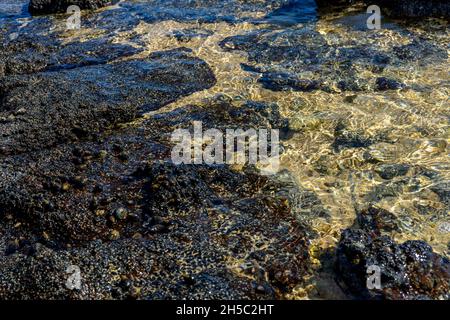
61,182,71,192
110,230,120,240
114,207,128,220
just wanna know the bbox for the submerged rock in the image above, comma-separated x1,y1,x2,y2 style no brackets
356,206,400,235
373,0,450,18
150,96,290,136
259,72,322,92
220,26,446,94
29,0,118,14
393,40,448,66
375,164,410,180
82,0,292,31
332,121,385,152
0,97,311,299
430,181,450,207
0,35,141,76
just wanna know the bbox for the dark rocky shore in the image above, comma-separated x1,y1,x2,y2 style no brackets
317,0,450,17
29,0,119,14
28,0,450,17
0,0,448,299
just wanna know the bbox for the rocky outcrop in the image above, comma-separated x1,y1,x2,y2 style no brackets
28,0,292,19
336,207,450,300
316,0,450,17
29,0,118,14
220,26,447,94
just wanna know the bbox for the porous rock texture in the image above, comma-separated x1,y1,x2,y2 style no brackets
29,0,118,14
316,0,450,17
336,207,450,300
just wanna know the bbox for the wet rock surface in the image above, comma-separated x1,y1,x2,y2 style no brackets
0,94,312,298
29,0,118,14
336,206,450,299
0,35,141,76
0,162,310,299
371,0,450,18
